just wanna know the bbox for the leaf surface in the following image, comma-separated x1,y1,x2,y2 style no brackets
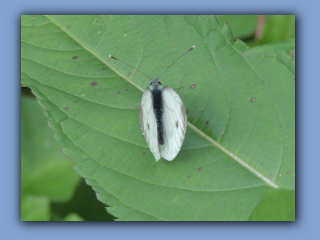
21,15,295,221
248,189,295,221
21,95,81,202
216,15,257,39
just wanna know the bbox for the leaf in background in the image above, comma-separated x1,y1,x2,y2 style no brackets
248,15,295,53
21,15,295,221
21,194,50,221
248,189,295,221
21,95,81,202
62,213,84,221
259,15,295,43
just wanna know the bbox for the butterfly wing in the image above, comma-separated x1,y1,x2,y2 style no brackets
140,88,161,161
160,86,187,161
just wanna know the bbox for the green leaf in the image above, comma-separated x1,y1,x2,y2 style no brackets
248,15,295,53
21,95,81,202
243,39,295,55
216,15,258,39
62,213,84,221
21,194,50,221
260,15,295,43
21,15,295,221
248,189,295,221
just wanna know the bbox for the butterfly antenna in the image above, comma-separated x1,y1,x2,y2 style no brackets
109,55,152,81
158,46,195,79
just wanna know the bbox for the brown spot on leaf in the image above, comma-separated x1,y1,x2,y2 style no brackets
250,98,255,102
74,100,78,103
142,152,146,155
65,107,69,110
127,72,131,77
287,170,291,174
117,91,120,94
67,25,71,29
125,89,129,91
206,121,209,124
190,84,196,89
72,56,78,60
91,82,98,86
199,167,203,171
270,114,273,117
102,68,106,70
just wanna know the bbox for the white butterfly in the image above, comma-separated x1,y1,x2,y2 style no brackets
110,46,195,161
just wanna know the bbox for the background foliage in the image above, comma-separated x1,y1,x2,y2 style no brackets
21,15,295,221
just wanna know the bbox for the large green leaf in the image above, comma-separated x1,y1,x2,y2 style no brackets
21,15,295,221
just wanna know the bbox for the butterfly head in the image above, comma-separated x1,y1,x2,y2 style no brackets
149,77,162,90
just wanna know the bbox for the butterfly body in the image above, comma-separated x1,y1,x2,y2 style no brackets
150,81,165,146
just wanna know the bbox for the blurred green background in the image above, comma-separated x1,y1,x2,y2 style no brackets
21,15,295,221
